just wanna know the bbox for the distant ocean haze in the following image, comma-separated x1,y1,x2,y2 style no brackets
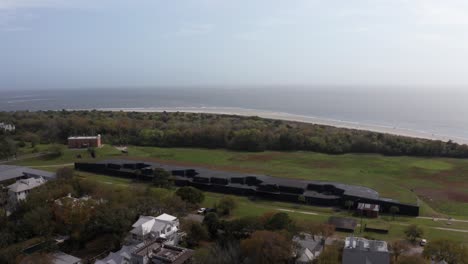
0,87,467,143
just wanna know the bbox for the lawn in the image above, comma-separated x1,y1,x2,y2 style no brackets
113,146,468,218
10,145,468,218
68,165,468,243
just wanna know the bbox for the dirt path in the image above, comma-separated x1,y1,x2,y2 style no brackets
275,208,468,234
417,216,468,223
30,163,74,168
433,227,468,233
0,152,49,164
276,208,319,215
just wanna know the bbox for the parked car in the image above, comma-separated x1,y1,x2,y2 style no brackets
420,239,427,246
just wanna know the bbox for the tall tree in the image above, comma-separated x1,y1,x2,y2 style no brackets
152,168,173,188
390,240,409,262
422,239,468,264
404,224,424,243
175,186,205,205
216,196,237,216
240,230,292,264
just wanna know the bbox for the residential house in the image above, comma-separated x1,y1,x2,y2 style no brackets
130,214,180,245
342,237,390,264
7,177,46,206
51,251,82,264
0,165,56,183
96,239,193,264
293,233,324,264
0,122,15,132
96,213,192,264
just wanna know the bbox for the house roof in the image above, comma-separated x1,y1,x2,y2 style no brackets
52,251,81,264
342,249,390,264
132,216,155,227
293,234,323,262
342,237,390,264
130,214,177,236
156,213,177,222
8,177,46,193
95,244,136,264
68,135,100,140
98,159,385,201
328,217,357,231
0,165,56,182
293,234,323,253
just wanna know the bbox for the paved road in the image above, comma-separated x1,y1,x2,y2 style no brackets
0,152,49,164
30,163,74,168
276,208,468,234
417,216,468,223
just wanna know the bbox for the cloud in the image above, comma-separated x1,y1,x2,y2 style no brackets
414,0,468,26
0,10,32,31
0,0,94,10
173,23,214,37
0,0,97,32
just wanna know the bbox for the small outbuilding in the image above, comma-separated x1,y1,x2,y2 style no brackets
328,217,357,232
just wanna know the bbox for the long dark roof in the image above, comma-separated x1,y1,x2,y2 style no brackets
99,159,381,200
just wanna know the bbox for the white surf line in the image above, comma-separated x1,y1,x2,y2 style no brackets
277,208,319,215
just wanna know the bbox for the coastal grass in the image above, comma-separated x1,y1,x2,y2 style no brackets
10,145,468,218
75,170,468,243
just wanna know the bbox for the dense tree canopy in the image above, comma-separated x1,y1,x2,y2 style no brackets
240,230,292,264
175,186,205,205
2,110,468,158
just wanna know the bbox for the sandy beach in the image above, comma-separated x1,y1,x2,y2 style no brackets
91,107,468,145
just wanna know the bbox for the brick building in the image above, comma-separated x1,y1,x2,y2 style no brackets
68,135,102,149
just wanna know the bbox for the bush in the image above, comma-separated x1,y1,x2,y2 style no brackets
216,196,237,216
404,224,424,242
175,187,205,205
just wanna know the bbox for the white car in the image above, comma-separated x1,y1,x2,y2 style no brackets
197,208,206,214
420,239,427,246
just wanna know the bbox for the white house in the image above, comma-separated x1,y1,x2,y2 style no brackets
96,213,190,264
7,177,46,206
130,214,179,245
0,122,15,132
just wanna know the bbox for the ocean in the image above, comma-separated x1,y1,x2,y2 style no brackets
1,87,467,143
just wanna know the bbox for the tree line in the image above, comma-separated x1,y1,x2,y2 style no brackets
2,110,468,158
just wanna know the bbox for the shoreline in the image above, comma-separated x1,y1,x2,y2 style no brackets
77,107,468,145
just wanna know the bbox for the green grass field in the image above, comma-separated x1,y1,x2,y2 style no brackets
112,146,468,217
9,145,468,242
12,145,468,217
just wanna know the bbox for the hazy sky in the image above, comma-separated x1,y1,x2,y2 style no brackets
1,0,468,90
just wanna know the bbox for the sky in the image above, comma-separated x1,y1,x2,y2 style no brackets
1,0,468,90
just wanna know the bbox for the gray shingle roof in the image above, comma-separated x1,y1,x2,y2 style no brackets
0,165,56,182
52,251,82,264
